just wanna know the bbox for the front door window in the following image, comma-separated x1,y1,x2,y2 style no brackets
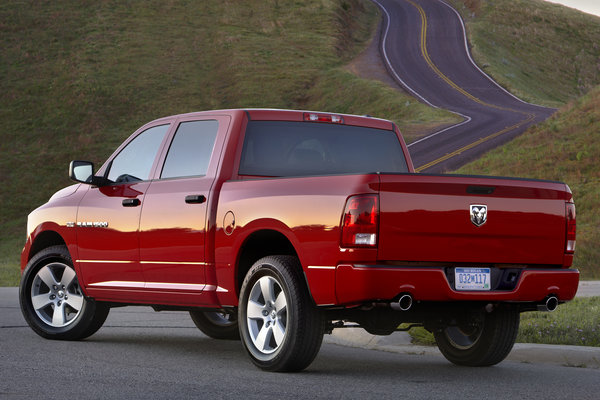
76,124,170,290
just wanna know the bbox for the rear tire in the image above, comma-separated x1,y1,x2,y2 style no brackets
434,306,519,367
239,256,325,372
19,245,110,340
189,310,239,340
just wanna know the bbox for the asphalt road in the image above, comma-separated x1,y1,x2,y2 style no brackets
372,0,555,173
2,287,599,399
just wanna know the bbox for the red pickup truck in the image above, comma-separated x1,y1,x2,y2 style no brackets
19,109,579,371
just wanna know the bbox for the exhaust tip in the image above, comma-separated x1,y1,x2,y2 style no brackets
391,294,413,311
537,296,559,312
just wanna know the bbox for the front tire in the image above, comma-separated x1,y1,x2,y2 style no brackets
20,245,110,340
239,256,325,372
434,306,520,367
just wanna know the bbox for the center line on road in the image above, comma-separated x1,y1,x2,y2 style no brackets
415,114,535,172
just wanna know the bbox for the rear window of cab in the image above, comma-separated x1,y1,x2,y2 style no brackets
239,121,408,177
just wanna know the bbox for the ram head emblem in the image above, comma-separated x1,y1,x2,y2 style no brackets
470,205,487,227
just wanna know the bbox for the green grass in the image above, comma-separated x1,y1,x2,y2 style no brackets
401,324,436,346
456,85,600,280
518,297,600,346
3,0,598,286
449,0,600,107
0,0,455,286
407,297,600,347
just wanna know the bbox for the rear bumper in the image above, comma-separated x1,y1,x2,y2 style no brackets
335,264,580,305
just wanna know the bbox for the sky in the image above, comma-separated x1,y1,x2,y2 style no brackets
543,0,600,17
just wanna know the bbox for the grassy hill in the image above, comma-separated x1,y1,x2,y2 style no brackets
0,0,455,285
457,85,600,279
449,0,600,107
3,0,598,285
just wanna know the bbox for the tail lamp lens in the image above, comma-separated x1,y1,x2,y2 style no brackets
565,202,576,253
341,194,379,247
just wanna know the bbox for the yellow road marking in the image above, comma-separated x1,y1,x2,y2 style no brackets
415,114,535,172
405,0,536,172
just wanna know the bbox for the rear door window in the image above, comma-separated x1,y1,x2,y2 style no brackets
161,120,219,179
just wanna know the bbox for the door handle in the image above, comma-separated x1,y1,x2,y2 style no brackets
185,194,206,204
122,198,141,207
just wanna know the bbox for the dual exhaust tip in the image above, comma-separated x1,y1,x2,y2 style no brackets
389,294,559,313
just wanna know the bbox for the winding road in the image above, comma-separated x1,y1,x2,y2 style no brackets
372,0,555,173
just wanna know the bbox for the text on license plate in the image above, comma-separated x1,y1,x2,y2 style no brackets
455,268,491,291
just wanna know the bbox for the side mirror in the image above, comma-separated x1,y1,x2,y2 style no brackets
69,160,107,186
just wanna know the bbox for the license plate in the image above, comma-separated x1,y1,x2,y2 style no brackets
455,268,491,291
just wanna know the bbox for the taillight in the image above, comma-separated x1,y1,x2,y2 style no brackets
341,194,378,247
303,112,344,124
565,202,576,253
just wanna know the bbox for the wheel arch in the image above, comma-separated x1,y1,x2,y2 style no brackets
28,230,67,262
23,229,84,291
235,229,301,296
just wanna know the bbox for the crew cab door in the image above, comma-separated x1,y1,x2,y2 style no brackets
138,116,230,304
76,123,172,294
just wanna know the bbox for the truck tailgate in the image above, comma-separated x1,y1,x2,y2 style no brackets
378,174,571,266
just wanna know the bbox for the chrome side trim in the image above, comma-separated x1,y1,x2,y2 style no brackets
88,281,206,291
78,260,206,265
140,261,207,265
88,281,145,288
77,260,135,264
145,282,205,291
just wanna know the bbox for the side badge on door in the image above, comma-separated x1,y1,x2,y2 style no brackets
470,205,487,227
